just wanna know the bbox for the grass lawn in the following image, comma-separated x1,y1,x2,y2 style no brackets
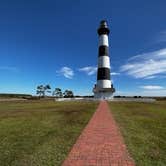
109,101,166,166
0,100,98,166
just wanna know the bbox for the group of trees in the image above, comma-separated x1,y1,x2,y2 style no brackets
36,85,51,97
36,84,74,98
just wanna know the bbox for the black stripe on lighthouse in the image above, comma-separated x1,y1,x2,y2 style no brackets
98,27,110,35
98,46,109,57
97,67,110,80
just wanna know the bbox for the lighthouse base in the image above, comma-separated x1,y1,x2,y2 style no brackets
94,91,114,100
93,86,115,100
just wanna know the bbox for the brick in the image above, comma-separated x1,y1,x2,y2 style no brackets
62,101,135,166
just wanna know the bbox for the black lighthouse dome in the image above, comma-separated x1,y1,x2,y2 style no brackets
97,20,110,35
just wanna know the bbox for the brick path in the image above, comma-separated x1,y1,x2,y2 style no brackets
62,101,135,166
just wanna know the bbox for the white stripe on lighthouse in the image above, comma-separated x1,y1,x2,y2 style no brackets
98,56,110,68
97,80,112,88
99,34,109,46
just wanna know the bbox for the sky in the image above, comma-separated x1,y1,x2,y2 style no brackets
0,0,166,96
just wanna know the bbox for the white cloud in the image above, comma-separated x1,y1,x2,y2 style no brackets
140,85,164,90
56,67,74,79
121,48,166,79
79,66,97,75
111,72,120,76
144,75,157,79
139,90,166,96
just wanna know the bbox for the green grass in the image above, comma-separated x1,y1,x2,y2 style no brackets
0,100,98,166
109,101,166,166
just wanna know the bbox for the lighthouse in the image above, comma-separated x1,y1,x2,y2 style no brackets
93,20,115,99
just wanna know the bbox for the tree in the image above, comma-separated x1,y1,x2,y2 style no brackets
36,85,44,97
36,84,51,98
63,90,74,98
44,84,51,94
52,88,63,98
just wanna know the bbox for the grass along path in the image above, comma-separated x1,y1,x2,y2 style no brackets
0,100,98,166
109,101,166,166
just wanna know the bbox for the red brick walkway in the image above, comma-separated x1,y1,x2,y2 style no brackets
62,101,135,166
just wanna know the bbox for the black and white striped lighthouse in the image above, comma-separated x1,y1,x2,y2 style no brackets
93,20,115,99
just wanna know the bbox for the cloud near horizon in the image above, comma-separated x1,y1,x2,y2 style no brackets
56,67,74,79
120,48,166,79
79,66,120,76
140,85,164,90
79,66,97,75
111,72,120,76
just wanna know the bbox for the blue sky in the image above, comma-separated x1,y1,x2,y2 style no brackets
0,0,166,96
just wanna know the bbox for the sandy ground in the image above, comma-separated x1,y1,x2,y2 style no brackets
0,98,27,102
56,97,156,102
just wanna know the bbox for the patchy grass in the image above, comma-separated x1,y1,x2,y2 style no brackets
0,100,98,166
109,101,166,166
